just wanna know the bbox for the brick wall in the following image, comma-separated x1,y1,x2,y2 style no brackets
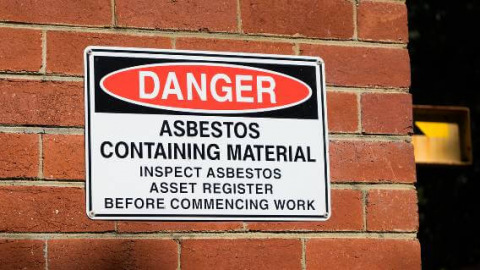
0,0,420,269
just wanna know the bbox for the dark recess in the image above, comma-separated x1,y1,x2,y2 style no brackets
407,0,480,268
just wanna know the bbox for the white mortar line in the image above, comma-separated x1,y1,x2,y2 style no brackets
111,0,117,27
293,43,300,55
301,238,307,270
0,73,83,81
0,73,410,93
0,180,415,190
0,73,411,93
0,232,418,240
236,0,243,33
0,22,407,49
332,183,416,190
40,30,47,74
38,134,44,179
0,126,84,135
0,126,410,141
177,239,182,270
330,134,411,142
44,240,48,270
356,92,362,133
353,0,359,40
362,190,368,231
327,86,410,93
0,180,84,187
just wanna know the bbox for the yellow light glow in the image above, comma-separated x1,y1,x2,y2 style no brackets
415,121,450,138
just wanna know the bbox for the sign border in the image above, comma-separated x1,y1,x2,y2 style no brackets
84,46,331,221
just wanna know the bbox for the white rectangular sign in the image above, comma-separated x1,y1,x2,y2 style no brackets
85,46,330,221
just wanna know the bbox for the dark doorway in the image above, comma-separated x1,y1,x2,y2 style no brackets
407,0,480,269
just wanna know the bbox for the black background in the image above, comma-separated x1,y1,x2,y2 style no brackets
408,0,480,268
92,51,321,120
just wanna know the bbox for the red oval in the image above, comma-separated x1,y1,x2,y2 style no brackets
100,63,312,113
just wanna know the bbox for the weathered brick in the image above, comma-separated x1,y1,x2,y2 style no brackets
358,1,408,43
327,91,359,133
0,186,113,232
47,31,171,75
117,221,242,233
0,28,42,72
116,0,237,32
43,135,84,180
0,0,111,26
0,133,38,178
49,239,178,270
0,80,83,127
0,240,45,270
241,0,354,39
300,45,410,88
247,189,363,231
367,189,418,231
362,93,413,135
330,140,416,183
307,238,421,269
176,38,294,54
181,239,302,270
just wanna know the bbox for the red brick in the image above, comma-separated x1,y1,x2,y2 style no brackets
327,91,359,133
358,1,408,43
367,189,418,231
49,239,178,270
116,0,237,32
0,240,45,269
0,133,38,178
0,28,42,72
0,80,83,127
47,31,171,75
0,186,113,232
241,0,354,39
362,93,413,135
300,45,410,88
307,238,421,269
330,141,416,183
117,221,242,233
181,239,301,270
176,38,294,54
0,0,111,26
247,189,363,231
43,135,84,180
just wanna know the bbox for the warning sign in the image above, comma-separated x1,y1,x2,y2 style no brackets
84,46,330,221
